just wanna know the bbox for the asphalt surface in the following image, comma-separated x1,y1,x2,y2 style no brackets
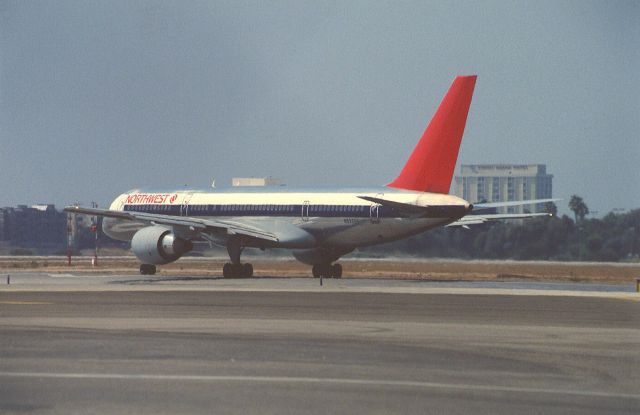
0,274,639,414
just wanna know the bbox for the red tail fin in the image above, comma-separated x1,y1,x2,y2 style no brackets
387,75,477,194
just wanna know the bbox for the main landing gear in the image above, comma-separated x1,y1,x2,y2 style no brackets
140,264,156,275
223,263,253,278
312,263,342,279
222,237,254,278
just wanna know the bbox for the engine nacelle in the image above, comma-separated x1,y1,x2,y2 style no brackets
131,226,193,265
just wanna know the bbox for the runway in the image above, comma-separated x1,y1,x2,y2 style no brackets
1,274,639,414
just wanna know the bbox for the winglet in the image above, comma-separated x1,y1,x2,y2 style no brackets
387,75,477,194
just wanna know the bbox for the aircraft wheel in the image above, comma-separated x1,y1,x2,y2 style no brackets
314,264,333,278
140,264,156,275
223,263,232,278
243,263,254,278
332,263,342,278
224,263,251,278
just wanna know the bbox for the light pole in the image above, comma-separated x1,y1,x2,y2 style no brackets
91,202,99,266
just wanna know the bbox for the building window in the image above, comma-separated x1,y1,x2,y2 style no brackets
463,178,471,200
492,178,500,201
507,177,515,201
477,177,485,202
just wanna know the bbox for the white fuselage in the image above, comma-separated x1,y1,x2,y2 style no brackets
102,187,470,250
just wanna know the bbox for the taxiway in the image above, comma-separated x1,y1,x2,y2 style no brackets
0,273,638,414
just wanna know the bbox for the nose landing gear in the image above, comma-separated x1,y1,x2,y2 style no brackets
312,263,342,279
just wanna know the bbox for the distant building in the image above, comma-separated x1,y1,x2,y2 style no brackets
0,204,124,254
0,204,67,249
231,177,283,187
453,164,553,214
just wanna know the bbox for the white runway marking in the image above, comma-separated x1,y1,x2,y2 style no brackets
1,372,637,400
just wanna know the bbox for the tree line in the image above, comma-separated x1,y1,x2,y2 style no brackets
361,196,639,262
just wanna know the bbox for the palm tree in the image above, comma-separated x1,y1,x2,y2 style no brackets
569,195,589,223
569,195,589,261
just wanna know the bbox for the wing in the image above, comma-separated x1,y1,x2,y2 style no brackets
447,212,552,227
63,206,279,242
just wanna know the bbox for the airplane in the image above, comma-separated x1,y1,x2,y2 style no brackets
65,75,555,278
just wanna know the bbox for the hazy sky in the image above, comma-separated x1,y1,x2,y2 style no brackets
1,0,638,216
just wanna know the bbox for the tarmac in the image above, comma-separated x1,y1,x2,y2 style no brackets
1,272,639,414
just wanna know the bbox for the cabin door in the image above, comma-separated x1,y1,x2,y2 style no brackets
369,204,380,223
181,193,194,216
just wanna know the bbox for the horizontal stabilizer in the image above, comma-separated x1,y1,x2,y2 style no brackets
357,196,469,218
357,196,426,215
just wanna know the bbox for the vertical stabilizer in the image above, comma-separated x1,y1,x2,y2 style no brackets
387,75,477,194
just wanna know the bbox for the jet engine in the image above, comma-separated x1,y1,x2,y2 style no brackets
131,226,193,265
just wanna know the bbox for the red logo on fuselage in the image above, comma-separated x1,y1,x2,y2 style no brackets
126,193,179,204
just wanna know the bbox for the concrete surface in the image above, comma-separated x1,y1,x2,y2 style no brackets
0,273,638,414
